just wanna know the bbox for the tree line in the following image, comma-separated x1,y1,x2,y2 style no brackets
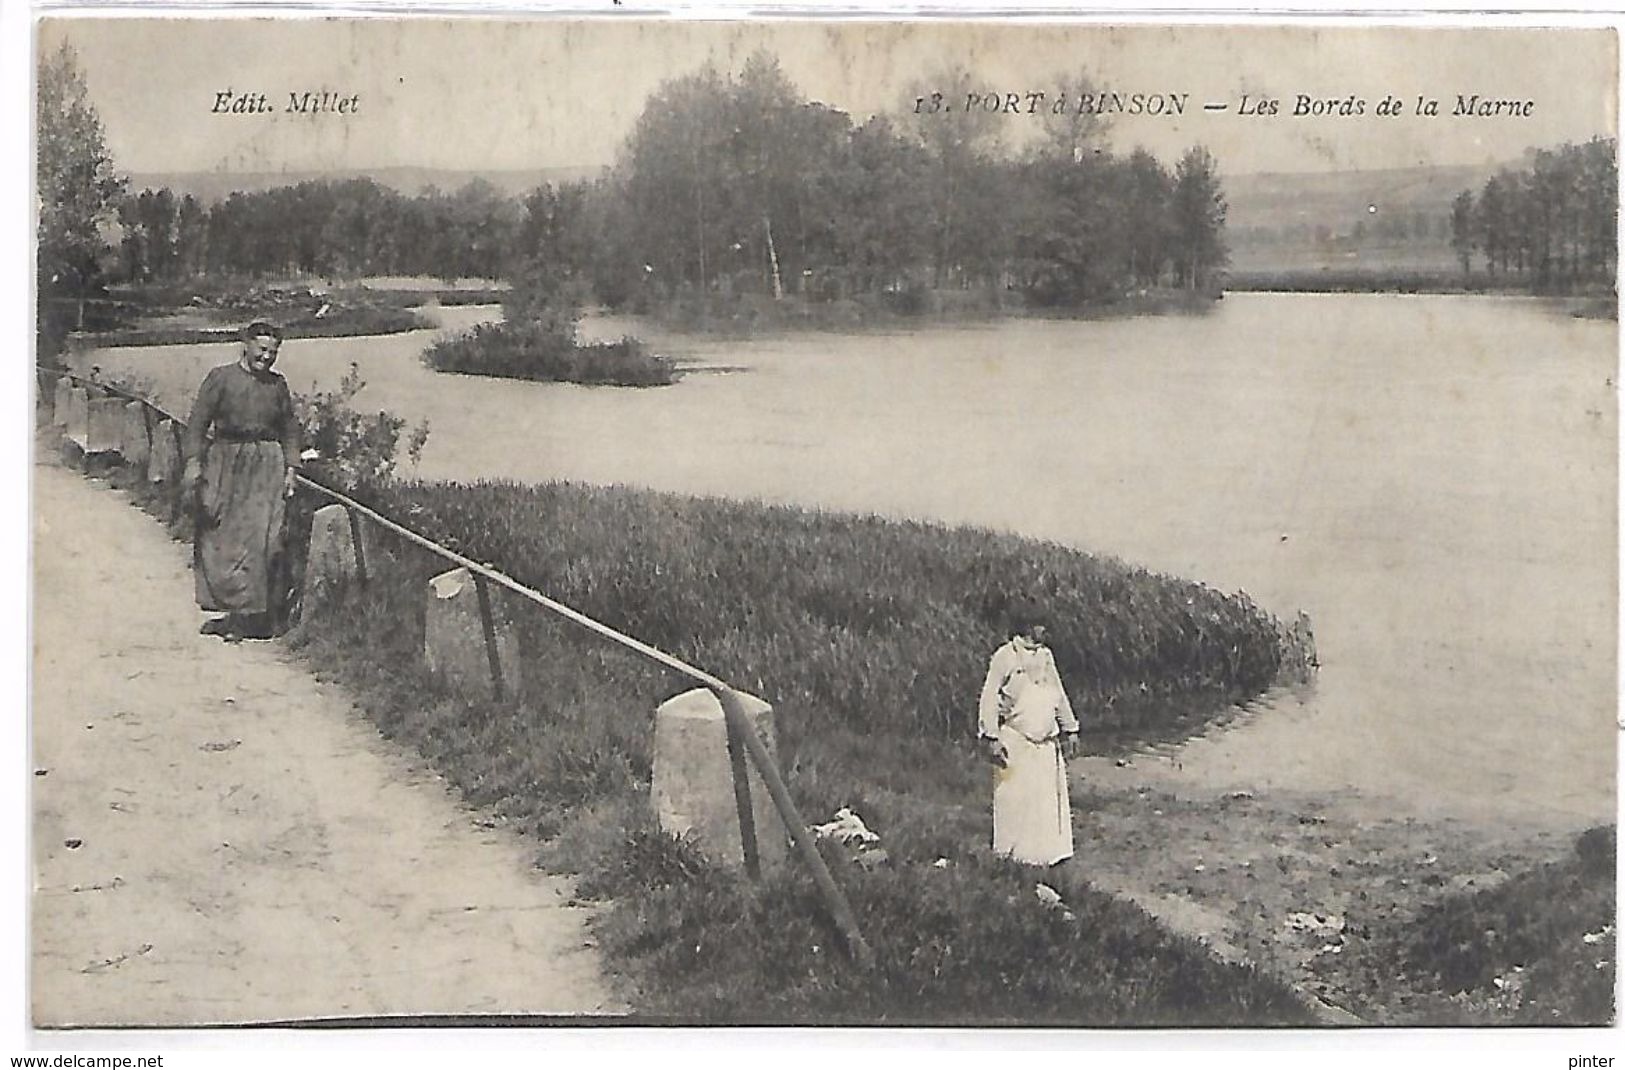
40,42,1230,328
116,178,522,284
1448,138,1617,290
521,56,1229,313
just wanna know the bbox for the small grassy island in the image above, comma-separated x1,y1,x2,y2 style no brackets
423,321,675,387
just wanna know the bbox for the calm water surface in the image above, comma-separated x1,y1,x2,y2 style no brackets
82,294,1618,828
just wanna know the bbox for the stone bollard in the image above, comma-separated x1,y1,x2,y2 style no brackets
301,504,360,615
119,402,151,473
63,388,90,452
86,397,125,456
651,687,789,874
51,377,72,428
148,419,181,486
423,566,522,700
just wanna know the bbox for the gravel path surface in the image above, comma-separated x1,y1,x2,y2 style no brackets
32,461,622,1026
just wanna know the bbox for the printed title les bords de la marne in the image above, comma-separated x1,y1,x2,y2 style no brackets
915,89,1537,119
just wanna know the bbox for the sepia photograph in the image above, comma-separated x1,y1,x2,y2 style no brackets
25,13,1620,1034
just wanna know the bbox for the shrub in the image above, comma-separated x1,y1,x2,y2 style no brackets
293,362,429,492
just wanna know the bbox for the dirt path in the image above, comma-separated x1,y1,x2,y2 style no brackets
31,461,622,1026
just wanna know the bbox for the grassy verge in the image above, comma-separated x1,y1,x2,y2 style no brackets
423,322,674,387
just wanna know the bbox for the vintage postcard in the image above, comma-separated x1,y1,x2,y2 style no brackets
28,14,1619,1033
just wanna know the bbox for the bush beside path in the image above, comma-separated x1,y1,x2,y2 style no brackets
30,461,622,1025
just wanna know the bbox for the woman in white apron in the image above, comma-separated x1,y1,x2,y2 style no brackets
977,614,1080,865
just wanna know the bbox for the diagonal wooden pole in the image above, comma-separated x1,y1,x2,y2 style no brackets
715,687,876,971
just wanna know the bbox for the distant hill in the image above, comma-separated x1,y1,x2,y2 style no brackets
1223,161,1510,273
1225,162,1500,232
124,165,607,203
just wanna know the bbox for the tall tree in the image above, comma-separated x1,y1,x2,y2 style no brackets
37,41,125,317
506,182,594,334
903,66,1005,288
1122,148,1174,287
1170,146,1228,290
1449,190,1475,279
175,194,208,278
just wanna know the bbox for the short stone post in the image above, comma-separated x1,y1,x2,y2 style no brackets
651,687,789,874
51,377,72,427
119,402,151,473
148,419,181,486
63,388,90,451
423,566,522,700
302,504,360,615
86,397,125,456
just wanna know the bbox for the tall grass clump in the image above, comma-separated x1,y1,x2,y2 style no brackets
354,479,1299,747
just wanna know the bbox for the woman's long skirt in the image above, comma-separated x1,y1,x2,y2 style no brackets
993,724,1075,866
194,441,286,616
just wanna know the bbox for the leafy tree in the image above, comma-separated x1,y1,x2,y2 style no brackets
1121,149,1174,287
1170,146,1228,290
505,182,594,335
37,40,125,355
902,66,1006,288
1452,138,1616,292
175,194,208,278
1450,190,1475,278
1033,70,1113,166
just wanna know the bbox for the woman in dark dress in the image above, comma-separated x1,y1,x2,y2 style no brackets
182,321,302,640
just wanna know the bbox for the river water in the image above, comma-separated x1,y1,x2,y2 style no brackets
79,293,1618,829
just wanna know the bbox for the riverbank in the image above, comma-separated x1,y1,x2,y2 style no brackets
51,279,505,351
1224,270,1618,318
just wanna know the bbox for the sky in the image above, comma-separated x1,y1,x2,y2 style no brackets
37,17,1618,179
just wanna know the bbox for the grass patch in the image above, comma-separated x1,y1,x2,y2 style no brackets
422,322,674,387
